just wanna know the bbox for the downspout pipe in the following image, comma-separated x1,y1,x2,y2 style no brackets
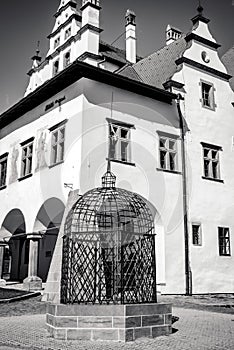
176,94,192,296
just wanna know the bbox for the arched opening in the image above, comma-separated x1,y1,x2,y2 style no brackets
33,198,65,282
0,209,27,281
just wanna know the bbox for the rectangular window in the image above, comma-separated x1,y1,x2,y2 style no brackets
0,154,8,188
64,51,70,68
159,136,177,171
53,60,59,76
64,27,71,40
50,124,65,165
202,144,221,180
21,140,34,178
218,227,231,256
108,123,131,163
192,224,202,246
54,37,60,49
201,81,215,109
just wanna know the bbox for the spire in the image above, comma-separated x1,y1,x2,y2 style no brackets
31,41,41,68
191,1,210,25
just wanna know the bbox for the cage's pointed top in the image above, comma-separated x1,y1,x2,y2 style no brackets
102,162,116,188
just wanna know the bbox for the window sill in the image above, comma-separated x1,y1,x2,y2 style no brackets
202,176,224,183
49,160,64,169
156,168,182,175
0,185,7,191
201,104,216,112
18,174,33,182
107,158,136,167
219,254,231,257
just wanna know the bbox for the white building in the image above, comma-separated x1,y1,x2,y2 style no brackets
0,1,233,296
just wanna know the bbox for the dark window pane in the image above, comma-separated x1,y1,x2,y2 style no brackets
160,151,166,169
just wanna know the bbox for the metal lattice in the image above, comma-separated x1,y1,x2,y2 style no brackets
61,171,157,305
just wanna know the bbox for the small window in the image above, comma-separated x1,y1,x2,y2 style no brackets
218,227,231,256
53,60,59,76
108,123,131,163
64,51,70,68
201,81,215,109
50,124,66,165
54,37,60,49
202,144,221,180
21,141,34,178
0,154,8,188
64,27,71,40
159,136,177,171
192,224,202,246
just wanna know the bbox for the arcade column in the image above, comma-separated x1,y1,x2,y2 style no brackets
23,233,42,291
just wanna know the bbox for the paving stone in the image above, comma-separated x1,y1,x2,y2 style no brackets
0,308,234,349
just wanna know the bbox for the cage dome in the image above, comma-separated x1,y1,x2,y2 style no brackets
64,171,154,237
61,171,157,305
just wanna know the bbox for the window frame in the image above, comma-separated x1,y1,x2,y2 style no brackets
157,132,180,173
20,138,34,179
64,51,71,68
49,121,67,167
53,60,59,76
218,227,231,256
54,36,60,49
201,142,222,181
0,153,8,189
192,223,202,246
64,27,71,40
107,119,134,165
200,80,216,111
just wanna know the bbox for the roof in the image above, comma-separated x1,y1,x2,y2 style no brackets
99,41,142,66
0,60,176,128
119,37,187,89
222,46,234,91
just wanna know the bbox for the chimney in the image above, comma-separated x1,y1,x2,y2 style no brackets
166,24,182,45
79,0,101,64
125,9,137,64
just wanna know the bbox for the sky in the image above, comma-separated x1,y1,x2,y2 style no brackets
0,0,233,114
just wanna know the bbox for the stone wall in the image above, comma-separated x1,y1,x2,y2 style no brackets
46,303,172,342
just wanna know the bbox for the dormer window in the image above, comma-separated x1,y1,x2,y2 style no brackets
54,37,60,49
64,27,71,40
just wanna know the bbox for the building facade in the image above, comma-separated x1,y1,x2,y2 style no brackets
0,1,233,295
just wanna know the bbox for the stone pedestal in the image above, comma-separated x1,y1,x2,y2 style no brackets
0,243,6,286
46,303,172,342
23,234,42,291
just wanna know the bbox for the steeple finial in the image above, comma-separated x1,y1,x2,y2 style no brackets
197,0,203,15
36,41,40,57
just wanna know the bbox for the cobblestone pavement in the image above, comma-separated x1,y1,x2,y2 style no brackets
0,307,233,350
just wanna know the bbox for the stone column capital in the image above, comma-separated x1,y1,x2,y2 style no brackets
26,233,43,240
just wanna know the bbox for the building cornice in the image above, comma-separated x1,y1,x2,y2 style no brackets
78,23,103,36
191,14,210,25
80,2,101,12
163,80,185,90
185,33,221,49
0,61,176,128
78,51,101,61
175,57,232,81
